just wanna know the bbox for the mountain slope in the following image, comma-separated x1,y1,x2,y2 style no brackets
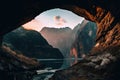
40,27,73,57
3,27,63,60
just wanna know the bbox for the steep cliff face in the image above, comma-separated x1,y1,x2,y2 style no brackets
71,20,97,58
0,0,120,80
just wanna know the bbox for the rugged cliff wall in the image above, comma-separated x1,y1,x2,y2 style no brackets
71,20,97,58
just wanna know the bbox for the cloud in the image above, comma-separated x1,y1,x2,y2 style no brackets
54,16,66,26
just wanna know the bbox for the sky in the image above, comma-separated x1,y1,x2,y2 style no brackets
23,8,84,31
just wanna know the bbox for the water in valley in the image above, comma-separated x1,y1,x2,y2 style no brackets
32,58,82,80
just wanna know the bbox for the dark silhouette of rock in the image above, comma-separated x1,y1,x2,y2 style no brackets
3,27,63,60
1,26,64,79
2,27,64,72
0,45,42,80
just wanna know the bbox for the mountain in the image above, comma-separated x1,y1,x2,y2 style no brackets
71,20,97,58
72,20,89,33
40,20,97,66
40,27,74,57
3,27,64,68
40,20,97,59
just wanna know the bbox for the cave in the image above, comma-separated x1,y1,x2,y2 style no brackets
0,0,120,80
3,8,97,69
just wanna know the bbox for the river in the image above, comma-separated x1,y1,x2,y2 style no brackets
32,58,82,80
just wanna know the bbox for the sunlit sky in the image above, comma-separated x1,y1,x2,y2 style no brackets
23,8,84,31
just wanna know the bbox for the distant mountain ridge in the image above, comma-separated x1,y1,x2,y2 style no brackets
40,20,97,59
40,27,73,58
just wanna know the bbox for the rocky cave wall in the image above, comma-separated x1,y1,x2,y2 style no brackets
0,0,120,80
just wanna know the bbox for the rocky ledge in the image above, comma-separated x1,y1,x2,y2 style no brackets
50,45,120,80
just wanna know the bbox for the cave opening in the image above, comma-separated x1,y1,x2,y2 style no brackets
2,8,97,70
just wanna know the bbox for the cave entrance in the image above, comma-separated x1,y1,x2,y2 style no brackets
2,8,97,69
